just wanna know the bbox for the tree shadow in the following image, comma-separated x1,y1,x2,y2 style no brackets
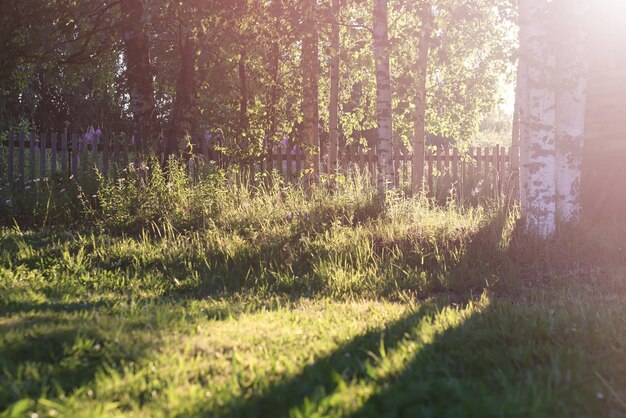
183,298,456,418
340,302,602,418
193,209,614,418
0,313,153,410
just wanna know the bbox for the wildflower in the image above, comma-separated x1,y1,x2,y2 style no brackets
84,128,94,144
95,128,103,137
5,199,12,207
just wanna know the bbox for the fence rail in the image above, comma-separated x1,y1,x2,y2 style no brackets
0,132,518,200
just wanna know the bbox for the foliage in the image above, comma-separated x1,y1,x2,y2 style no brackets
0,0,516,154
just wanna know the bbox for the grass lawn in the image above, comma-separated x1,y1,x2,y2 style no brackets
1,177,625,417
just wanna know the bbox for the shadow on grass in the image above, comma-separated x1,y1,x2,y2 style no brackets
0,314,153,410
189,211,612,418
177,212,520,417
186,299,453,418
339,302,603,418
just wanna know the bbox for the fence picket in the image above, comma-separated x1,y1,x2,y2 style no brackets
427,149,434,197
92,135,100,174
122,138,129,169
0,131,520,201
461,151,467,201
40,133,47,180
30,132,36,182
0,136,4,183
494,145,500,196
81,135,88,181
103,134,110,177
452,148,459,200
71,133,78,181
7,132,14,188
61,133,68,179
18,132,25,189
286,145,292,182
51,133,57,176
295,146,302,178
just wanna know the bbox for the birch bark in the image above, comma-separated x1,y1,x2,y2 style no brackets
373,0,394,191
555,0,589,222
519,0,557,237
412,2,433,195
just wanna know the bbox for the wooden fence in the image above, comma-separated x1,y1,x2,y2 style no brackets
0,132,518,200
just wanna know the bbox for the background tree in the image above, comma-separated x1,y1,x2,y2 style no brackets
373,0,394,190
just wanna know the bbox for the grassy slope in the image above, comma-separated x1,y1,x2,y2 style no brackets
1,179,625,417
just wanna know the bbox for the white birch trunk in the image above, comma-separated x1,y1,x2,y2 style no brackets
555,0,589,222
373,0,394,192
517,57,530,216
519,0,557,237
412,3,433,196
328,0,341,184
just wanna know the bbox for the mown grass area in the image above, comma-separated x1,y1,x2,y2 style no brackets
1,169,625,417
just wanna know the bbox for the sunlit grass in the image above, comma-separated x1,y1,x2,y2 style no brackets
1,171,625,417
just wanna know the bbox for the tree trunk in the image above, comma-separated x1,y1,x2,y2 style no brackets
165,33,198,160
302,0,320,183
121,0,156,157
239,48,249,131
555,0,589,222
519,0,557,237
412,2,434,195
516,57,530,215
511,59,522,174
328,0,341,184
373,0,393,191
268,41,280,139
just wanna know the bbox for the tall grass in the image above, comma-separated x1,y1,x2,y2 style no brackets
0,159,520,301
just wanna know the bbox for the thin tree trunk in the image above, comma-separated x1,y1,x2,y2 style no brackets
519,0,557,237
328,0,341,184
239,48,249,131
511,59,521,174
268,41,280,139
302,0,320,183
121,0,156,157
517,56,530,215
373,0,393,191
166,32,198,161
412,2,433,195
555,0,589,222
